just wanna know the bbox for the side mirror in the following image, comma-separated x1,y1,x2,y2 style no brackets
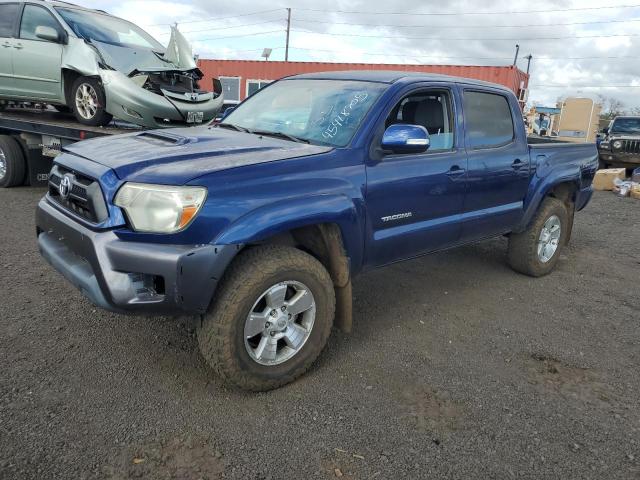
602,127,609,135
381,124,430,154
212,78,223,96
35,26,60,43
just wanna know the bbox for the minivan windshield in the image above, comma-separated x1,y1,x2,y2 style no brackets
610,117,640,135
221,79,386,147
56,8,164,51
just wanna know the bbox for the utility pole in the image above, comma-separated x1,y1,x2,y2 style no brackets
512,44,520,66
285,8,291,62
525,54,533,75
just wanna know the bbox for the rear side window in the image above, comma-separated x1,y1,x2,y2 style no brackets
0,3,20,37
20,5,61,41
464,91,514,149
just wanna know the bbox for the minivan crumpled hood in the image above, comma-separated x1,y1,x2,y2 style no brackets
62,127,333,185
93,41,176,74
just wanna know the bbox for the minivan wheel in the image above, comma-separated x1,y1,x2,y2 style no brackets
198,245,335,391
507,197,569,277
70,77,112,126
0,135,26,188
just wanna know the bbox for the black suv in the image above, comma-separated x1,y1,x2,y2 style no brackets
598,116,640,169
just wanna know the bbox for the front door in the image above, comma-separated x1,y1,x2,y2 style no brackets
365,86,468,267
11,3,64,100
459,89,531,242
0,3,20,95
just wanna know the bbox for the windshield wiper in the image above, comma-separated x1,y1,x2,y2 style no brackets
249,129,311,144
216,123,249,133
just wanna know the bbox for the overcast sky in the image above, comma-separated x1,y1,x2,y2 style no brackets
77,0,640,110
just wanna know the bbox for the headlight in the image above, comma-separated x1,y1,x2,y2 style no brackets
114,183,207,233
612,140,623,149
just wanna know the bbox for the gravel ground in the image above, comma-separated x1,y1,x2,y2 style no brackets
1,188,639,480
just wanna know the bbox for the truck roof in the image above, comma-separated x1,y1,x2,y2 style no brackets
289,70,513,92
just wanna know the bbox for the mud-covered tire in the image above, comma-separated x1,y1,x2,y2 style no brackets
70,76,112,127
0,135,26,188
198,245,336,391
508,197,569,277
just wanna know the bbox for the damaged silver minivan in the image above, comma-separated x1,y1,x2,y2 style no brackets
0,0,223,127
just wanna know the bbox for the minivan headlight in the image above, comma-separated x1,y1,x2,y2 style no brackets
114,183,207,233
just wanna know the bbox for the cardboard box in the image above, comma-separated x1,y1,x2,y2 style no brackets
631,183,640,200
593,168,627,191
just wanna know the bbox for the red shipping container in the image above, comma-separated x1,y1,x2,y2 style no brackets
197,59,529,103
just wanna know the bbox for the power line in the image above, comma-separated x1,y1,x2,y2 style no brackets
292,17,640,30
290,29,640,41
294,4,640,16
157,19,282,36
286,47,639,62
148,8,285,27
186,30,285,42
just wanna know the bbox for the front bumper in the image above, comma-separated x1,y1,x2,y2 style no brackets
599,151,640,167
36,198,238,315
102,71,223,129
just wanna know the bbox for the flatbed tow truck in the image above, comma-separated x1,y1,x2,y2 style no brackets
0,105,140,188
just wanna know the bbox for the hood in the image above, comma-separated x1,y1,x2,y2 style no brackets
93,41,182,74
62,127,333,185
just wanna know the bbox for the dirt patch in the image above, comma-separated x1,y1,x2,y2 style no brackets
528,353,616,407
400,386,464,434
103,436,224,480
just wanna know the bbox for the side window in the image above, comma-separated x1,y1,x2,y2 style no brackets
220,76,241,103
385,90,454,151
20,4,61,41
463,91,514,149
0,3,20,38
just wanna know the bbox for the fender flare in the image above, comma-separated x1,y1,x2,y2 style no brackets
214,194,365,271
516,170,580,232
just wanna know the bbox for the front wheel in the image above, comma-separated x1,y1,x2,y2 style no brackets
70,77,112,127
198,245,336,391
508,197,569,277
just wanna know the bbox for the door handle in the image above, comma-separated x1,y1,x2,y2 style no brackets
13,43,23,50
511,159,526,169
446,165,466,177
1,43,11,48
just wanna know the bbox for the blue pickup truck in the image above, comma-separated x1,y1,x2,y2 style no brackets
36,71,598,390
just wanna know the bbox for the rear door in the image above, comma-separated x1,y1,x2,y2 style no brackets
459,88,530,242
11,3,64,100
364,84,468,267
0,2,20,95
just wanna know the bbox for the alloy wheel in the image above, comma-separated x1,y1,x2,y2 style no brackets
244,281,316,366
75,83,99,120
537,215,561,263
0,146,6,181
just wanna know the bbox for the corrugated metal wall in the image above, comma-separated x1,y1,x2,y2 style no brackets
198,59,529,101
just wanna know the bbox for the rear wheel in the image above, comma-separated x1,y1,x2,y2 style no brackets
70,76,112,126
198,245,335,391
508,197,569,277
0,135,26,188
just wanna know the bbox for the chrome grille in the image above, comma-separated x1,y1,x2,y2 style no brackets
48,165,108,223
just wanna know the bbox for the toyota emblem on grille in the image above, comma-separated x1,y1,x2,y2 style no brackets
190,93,198,101
59,175,72,199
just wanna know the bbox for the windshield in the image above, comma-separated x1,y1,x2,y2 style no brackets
56,8,164,50
221,79,386,147
610,118,640,135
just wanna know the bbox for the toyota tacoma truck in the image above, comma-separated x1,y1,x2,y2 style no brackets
598,116,640,169
36,71,598,391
